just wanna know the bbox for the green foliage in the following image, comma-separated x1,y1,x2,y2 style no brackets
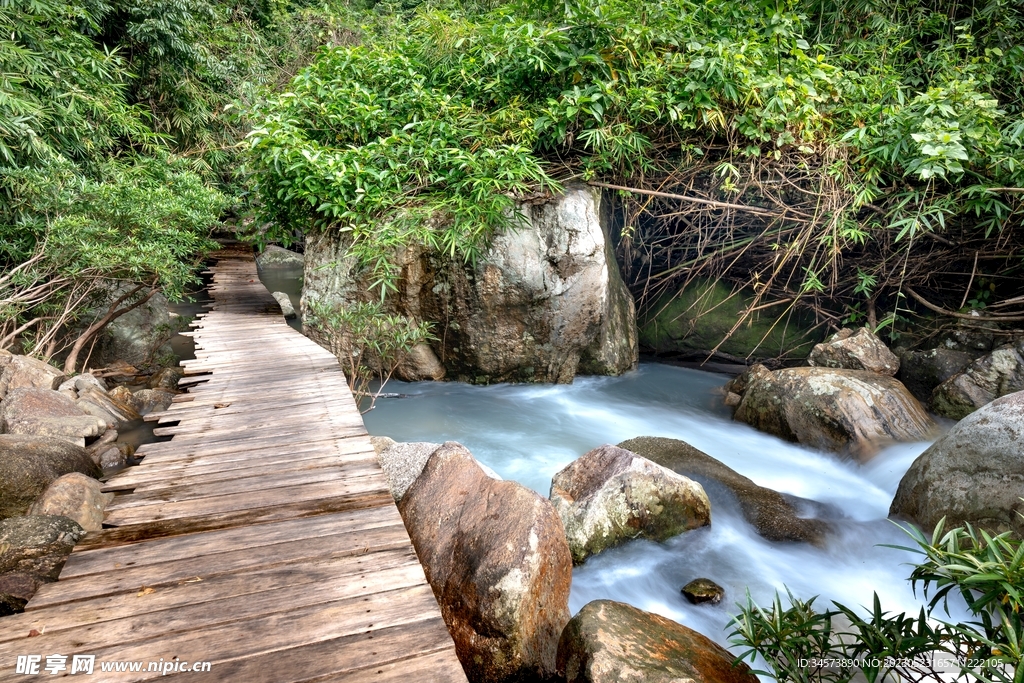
730,520,1023,683
304,299,434,410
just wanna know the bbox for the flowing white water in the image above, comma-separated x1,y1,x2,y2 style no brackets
362,363,965,655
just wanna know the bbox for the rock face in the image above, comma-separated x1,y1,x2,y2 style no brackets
0,353,63,400
929,341,1024,419
549,445,710,564
891,391,1024,535
732,366,936,458
398,442,572,683
557,600,757,683
303,185,638,384
0,515,85,614
898,347,973,402
0,435,101,519
257,245,304,268
618,436,831,545
0,388,107,444
808,328,899,376
638,278,817,360
28,473,114,532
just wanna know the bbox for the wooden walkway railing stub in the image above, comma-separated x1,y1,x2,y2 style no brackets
0,245,467,682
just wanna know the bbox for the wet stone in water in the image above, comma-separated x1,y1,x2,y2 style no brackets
681,578,724,605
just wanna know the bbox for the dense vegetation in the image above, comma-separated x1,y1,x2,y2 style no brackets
0,0,345,369
247,0,1024,346
731,520,1024,683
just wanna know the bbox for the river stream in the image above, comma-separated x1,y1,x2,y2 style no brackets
362,363,967,654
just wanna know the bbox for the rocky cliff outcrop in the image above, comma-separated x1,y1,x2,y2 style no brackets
302,185,638,383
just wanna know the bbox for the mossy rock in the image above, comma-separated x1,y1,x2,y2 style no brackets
638,278,818,359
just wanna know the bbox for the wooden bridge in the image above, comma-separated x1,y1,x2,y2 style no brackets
0,245,467,681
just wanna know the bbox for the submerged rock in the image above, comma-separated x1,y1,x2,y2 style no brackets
556,600,757,683
28,473,114,532
808,328,899,376
0,435,101,520
303,184,638,384
549,445,710,564
398,442,572,683
271,291,297,319
930,341,1024,419
618,436,832,545
682,578,724,605
732,366,935,458
891,391,1024,535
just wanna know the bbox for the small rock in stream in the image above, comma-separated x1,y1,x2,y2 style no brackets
681,578,724,605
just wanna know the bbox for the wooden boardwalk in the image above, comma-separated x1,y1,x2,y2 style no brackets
0,245,467,682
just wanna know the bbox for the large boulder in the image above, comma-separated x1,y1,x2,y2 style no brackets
0,435,101,519
398,442,572,683
28,473,114,532
303,184,638,384
0,353,63,400
891,391,1024,535
95,292,180,368
0,387,107,444
0,516,85,615
807,328,899,376
618,436,831,545
637,278,817,361
732,365,936,458
557,600,757,683
929,341,1024,419
256,244,304,268
549,445,710,564
897,347,973,402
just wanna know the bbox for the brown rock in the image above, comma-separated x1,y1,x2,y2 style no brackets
550,445,710,564
108,385,143,413
132,389,175,415
77,387,140,424
398,442,572,683
808,327,900,376
28,473,114,532
682,578,724,605
0,572,41,616
0,355,63,400
733,367,936,459
148,367,183,390
557,600,757,683
618,437,832,545
0,388,107,444
397,343,447,381
0,435,101,519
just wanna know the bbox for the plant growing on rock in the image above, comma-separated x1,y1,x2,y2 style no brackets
304,299,434,411
730,520,1022,683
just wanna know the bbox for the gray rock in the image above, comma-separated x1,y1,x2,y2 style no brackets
369,435,396,454
550,445,710,564
0,354,64,400
28,473,114,532
397,343,446,381
257,245,304,268
733,365,936,459
67,374,108,393
148,367,183,390
271,291,297,319
0,435,101,519
556,600,757,683
95,292,178,368
891,391,1024,535
930,341,1024,419
399,442,572,683
303,184,638,384
898,347,973,402
0,516,85,609
375,441,442,502
131,389,175,415
808,327,900,376
0,388,107,443
618,436,832,545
